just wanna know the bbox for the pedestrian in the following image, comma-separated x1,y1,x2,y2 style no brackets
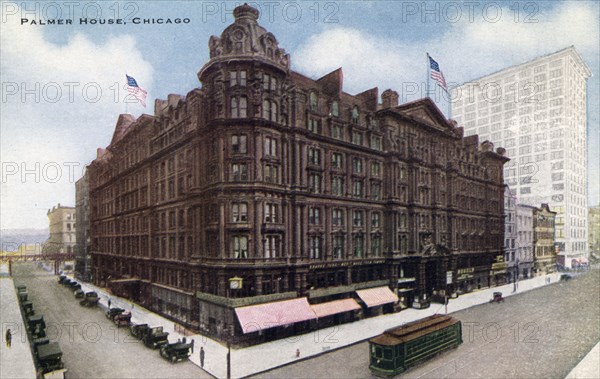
296,348,300,358
191,339,195,353
108,298,112,308
200,346,205,368
5,328,12,348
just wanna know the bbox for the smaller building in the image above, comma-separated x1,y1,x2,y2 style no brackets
43,204,76,254
516,204,535,278
75,171,91,281
504,186,517,282
532,204,557,275
588,204,600,263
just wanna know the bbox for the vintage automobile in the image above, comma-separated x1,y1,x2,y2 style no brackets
143,326,169,349
130,323,150,340
17,285,27,292
28,314,46,338
74,289,85,298
159,340,193,363
68,282,82,291
21,300,34,316
58,275,67,284
18,290,28,302
560,274,573,281
36,342,64,374
106,307,125,320
113,311,132,327
79,292,100,307
490,292,504,303
32,336,50,348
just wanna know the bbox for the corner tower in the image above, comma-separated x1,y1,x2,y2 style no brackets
198,3,291,122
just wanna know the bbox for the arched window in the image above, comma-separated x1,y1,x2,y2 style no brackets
351,106,360,123
309,91,318,112
331,101,339,117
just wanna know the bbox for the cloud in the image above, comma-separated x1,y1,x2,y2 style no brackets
1,7,153,229
293,2,599,96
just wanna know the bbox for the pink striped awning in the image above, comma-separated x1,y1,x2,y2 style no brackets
356,286,399,308
235,298,317,334
310,298,361,318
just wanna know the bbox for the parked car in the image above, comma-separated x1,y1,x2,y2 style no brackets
160,341,192,363
490,292,504,303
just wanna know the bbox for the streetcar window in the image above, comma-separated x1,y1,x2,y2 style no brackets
375,346,383,358
384,348,392,360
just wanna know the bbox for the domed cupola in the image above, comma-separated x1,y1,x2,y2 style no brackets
198,3,290,81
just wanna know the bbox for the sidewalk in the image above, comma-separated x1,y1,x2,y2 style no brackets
0,274,38,379
565,341,600,379
64,270,560,378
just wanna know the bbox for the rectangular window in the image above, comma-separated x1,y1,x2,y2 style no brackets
371,162,381,177
371,182,381,200
265,203,278,223
371,212,381,228
309,173,321,193
371,135,382,150
264,136,277,157
232,236,248,258
353,210,364,227
232,135,247,154
308,118,321,134
308,148,321,165
371,235,381,256
232,202,248,222
264,164,278,183
309,207,321,225
353,158,363,173
354,235,364,257
309,236,321,259
333,235,344,259
332,124,343,140
332,152,343,169
332,209,344,226
231,96,247,118
232,163,248,181
332,176,344,196
353,180,364,197
264,235,279,258
352,131,363,145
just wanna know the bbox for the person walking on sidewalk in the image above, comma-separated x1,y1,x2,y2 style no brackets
108,298,112,308
200,346,205,367
5,328,12,348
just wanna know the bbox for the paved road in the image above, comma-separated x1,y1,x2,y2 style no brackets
12,262,210,379
254,269,600,379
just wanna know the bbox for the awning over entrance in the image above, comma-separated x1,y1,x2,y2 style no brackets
310,298,361,318
235,298,317,334
356,286,398,307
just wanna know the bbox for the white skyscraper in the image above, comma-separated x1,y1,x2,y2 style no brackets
451,46,591,268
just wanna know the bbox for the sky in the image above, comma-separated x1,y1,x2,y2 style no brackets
1,0,599,230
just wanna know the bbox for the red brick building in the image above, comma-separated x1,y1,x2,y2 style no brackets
89,4,508,343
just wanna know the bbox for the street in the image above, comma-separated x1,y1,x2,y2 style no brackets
12,262,210,379
254,269,600,379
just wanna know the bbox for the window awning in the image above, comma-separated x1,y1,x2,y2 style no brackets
235,298,317,334
310,298,361,318
356,286,398,307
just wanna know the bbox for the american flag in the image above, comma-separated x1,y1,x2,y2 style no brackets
126,74,147,107
428,55,447,91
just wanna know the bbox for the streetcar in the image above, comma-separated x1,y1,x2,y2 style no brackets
369,314,462,377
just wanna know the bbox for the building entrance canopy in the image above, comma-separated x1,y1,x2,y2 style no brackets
235,298,316,334
356,286,399,307
310,298,361,318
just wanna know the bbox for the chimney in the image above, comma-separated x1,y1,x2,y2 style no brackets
381,89,399,108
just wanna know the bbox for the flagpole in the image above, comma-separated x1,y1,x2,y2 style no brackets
125,73,128,114
426,53,430,99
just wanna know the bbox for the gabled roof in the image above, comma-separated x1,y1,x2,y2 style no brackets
109,114,136,145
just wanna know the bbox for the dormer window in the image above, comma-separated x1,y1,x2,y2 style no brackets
351,106,360,123
331,101,339,117
309,91,318,112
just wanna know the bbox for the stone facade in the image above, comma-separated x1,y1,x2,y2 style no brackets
516,203,535,278
75,171,91,281
88,4,508,343
451,46,591,268
532,204,557,274
43,204,76,255
504,186,517,281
